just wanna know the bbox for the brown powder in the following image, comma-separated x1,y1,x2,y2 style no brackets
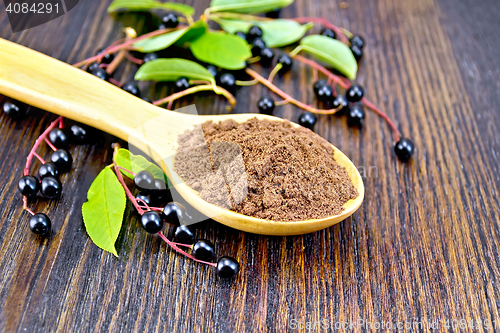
174,118,358,222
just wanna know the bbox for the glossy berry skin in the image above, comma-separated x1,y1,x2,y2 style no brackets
265,8,280,18
350,45,363,62
29,213,51,236
96,48,114,64
136,192,152,206
298,112,317,131
3,102,22,119
143,52,158,63
38,162,59,179
41,176,62,199
48,128,69,149
51,149,72,172
251,37,267,57
315,84,334,102
247,25,263,42
70,124,88,143
321,28,336,39
350,35,365,49
347,104,365,128
277,54,292,73
235,31,246,41
163,202,188,225
134,170,155,190
174,224,195,243
18,176,40,197
161,12,179,28
313,80,328,96
332,95,348,110
192,239,215,261
175,77,190,91
91,68,109,81
218,73,236,93
346,84,364,103
260,47,274,67
217,256,240,278
141,211,163,234
122,82,141,97
207,65,218,77
87,62,99,73
395,138,415,162
257,96,275,115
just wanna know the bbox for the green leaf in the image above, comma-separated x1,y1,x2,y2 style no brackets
82,167,126,257
135,58,215,85
133,20,207,52
209,0,293,14
190,32,252,70
114,148,167,182
299,35,358,80
217,18,313,48
107,0,195,16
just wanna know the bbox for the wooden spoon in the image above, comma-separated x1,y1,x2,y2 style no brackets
0,38,364,236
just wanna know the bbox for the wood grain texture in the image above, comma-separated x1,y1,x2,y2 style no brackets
0,0,499,332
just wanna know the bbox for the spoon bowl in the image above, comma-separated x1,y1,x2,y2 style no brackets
0,38,364,235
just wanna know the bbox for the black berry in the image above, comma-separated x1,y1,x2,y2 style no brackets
70,124,89,144
260,47,274,67
346,84,364,103
217,256,240,278
298,112,317,131
277,54,292,73
350,45,363,62
251,37,266,57
350,35,365,49
218,73,236,93
96,48,114,64
395,138,415,162
48,128,70,149
41,176,62,199
313,80,328,96
192,239,215,261
38,162,59,179
3,102,23,119
207,65,218,77
175,77,190,91
134,170,155,190
50,149,72,172
163,202,189,225
122,82,141,97
321,28,336,39
265,9,280,18
143,52,159,63
18,176,40,197
87,62,99,73
332,95,348,111
247,25,263,42
91,68,109,81
161,12,179,28
174,224,195,243
315,84,333,103
29,213,51,236
136,192,152,206
347,104,365,128
257,96,275,115
141,211,163,234
235,31,247,41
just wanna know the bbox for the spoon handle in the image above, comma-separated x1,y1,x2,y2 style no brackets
0,38,170,141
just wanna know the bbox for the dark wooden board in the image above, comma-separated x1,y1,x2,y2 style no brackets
1,0,499,331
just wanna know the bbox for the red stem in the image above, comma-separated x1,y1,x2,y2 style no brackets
108,78,123,87
33,152,46,164
116,166,135,177
362,97,401,141
44,137,57,151
24,117,62,176
292,17,349,44
112,159,145,215
158,232,216,267
23,196,35,216
125,52,144,65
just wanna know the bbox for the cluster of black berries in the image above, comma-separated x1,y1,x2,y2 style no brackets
133,170,240,278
